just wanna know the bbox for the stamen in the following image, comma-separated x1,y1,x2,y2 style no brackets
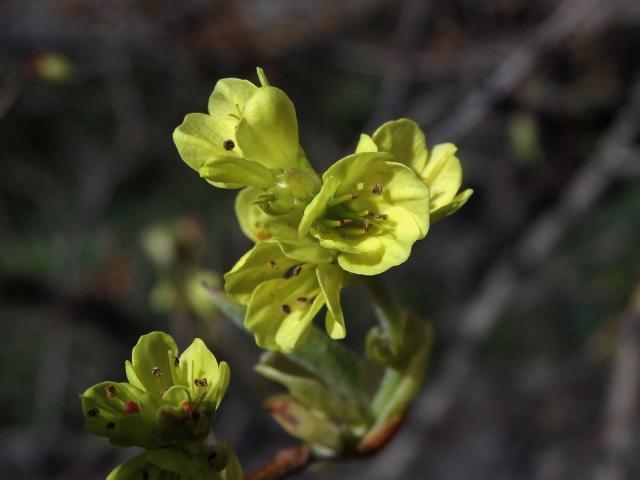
341,227,367,236
363,220,371,232
152,367,163,377
292,265,302,276
372,183,383,195
194,378,208,388
223,139,235,151
323,219,342,227
356,182,364,191
87,408,99,417
328,192,358,207
339,218,353,226
174,356,180,367
374,213,388,220
181,401,191,412
281,304,291,314
269,260,277,268
297,296,308,303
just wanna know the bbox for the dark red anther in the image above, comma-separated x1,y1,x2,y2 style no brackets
181,401,191,412
124,400,140,414
281,304,291,314
87,408,99,417
223,139,235,151
292,265,302,276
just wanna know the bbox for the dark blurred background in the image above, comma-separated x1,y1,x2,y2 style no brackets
1,0,640,478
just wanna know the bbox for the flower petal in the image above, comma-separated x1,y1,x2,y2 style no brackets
419,142,463,211
129,332,179,398
177,338,228,407
430,188,474,222
199,156,277,189
224,241,298,304
355,133,378,153
81,381,157,448
235,86,300,169
372,118,428,173
173,113,240,174
234,187,301,242
245,268,323,353
317,264,346,339
298,176,340,237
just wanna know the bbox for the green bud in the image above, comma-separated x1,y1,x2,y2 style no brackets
265,394,344,454
280,168,321,200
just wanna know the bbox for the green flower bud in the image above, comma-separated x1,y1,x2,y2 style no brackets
281,168,321,200
82,332,229,448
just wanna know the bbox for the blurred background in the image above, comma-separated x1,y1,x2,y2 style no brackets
1,0,639,478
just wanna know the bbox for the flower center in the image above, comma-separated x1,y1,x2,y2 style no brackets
322,182,388,237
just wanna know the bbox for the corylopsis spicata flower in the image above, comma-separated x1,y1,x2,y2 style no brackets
81,332,229,448
224,240,346,353
298,152,430,275
356,118,473,221
173,68,320,220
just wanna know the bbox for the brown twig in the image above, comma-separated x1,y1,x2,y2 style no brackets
248,412,407,480
593,285,640,480
410,0,617,141
247,444,313,480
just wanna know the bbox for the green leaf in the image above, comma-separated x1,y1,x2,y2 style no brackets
256,352,366,424
264,394,344,452
369,316,434,431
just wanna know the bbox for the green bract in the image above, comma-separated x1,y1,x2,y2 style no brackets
107,443,243,480
224,241,346,352
356,118,473,222
81,332,229,448
299,152,430,275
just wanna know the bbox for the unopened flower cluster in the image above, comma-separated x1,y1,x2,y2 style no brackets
81,332,241,479
174,68,472,353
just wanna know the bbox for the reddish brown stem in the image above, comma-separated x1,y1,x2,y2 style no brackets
247,444,313,480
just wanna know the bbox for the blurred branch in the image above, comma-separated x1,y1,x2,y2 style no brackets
365,0,432,130
593,285,640,480
361,73,640,479
410,0,619,141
